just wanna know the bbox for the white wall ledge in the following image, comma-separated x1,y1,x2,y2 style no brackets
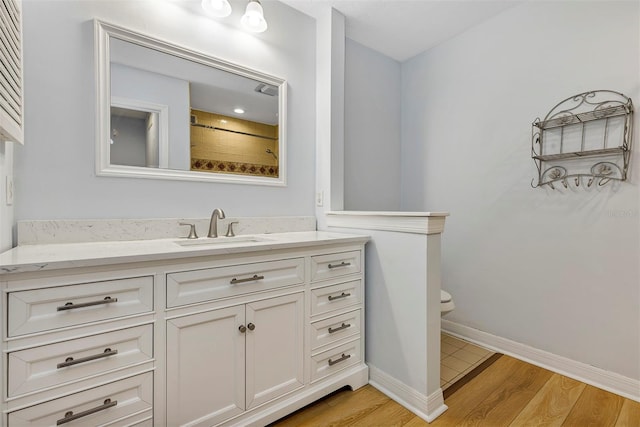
326,211,449,235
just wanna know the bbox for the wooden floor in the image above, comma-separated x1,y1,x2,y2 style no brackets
271,355,640,426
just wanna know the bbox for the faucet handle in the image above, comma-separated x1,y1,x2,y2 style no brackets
179,222,198,239
226,221,239,237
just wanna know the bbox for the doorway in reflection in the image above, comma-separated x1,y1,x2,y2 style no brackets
110,106,161,168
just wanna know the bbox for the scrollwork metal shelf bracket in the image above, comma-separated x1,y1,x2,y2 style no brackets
531,90,633,190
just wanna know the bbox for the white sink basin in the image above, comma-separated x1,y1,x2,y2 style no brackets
174,235,273,248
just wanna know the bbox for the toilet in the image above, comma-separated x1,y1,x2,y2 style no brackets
441,290,455,315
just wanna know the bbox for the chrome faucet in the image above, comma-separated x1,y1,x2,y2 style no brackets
208,208,226,238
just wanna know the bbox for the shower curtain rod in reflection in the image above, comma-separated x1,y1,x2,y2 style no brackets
191,122,278,141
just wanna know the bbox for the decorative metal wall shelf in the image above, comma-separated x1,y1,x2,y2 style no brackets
531,90,633,189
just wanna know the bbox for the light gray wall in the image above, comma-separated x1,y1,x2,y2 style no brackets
344,38,401,211
400,1,639,380
109,115,146,167
0,142,14,251
16,0,316,221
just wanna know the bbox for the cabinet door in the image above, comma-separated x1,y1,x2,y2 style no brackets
166,306,245,427
245,292,304,409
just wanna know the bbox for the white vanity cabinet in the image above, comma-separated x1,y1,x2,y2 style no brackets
1,271,156,427
166,305,246,426
7,275,154,337
308,251,364,383
8,373,154,427
166,292,304,427
0,232,368,427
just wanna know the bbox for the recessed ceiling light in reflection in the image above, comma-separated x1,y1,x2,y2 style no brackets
234,108,245,114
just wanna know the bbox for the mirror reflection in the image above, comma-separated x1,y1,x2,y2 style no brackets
190,107,279,177
110,106,162,168
96,20,286,185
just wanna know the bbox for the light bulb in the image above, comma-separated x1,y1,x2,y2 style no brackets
241,0,267,33
201,0,232,18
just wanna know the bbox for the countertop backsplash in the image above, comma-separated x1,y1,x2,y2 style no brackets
17,216,317,245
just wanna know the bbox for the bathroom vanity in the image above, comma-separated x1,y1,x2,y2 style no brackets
0,230,369,426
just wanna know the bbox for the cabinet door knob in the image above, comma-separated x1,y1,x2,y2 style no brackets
247,323,256,331
238,325,247,333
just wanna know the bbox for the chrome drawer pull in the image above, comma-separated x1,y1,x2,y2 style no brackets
230,274,265,285
328,292,350,301
328,323,351,334
57,348,118,369
56,398,118,425
328,261,351,269
328,353,351,366
57,296,118,311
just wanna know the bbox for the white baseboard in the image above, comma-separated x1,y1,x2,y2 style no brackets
368,364,447,422
442,319,640,403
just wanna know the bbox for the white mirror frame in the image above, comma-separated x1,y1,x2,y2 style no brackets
95,20,287,186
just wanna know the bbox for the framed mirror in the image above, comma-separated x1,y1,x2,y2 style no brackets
95,20,287,186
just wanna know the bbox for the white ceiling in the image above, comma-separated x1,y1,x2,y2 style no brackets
278,0,521,62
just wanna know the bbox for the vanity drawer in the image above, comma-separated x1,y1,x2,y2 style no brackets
310,310,361,351
310,279,362,317
8,324,153,397
7,276,154,337
7,372,153,427
310,340,361,382
311,251,361,282
166,258,304,307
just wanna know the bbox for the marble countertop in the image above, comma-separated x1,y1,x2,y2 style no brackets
0,231,370,274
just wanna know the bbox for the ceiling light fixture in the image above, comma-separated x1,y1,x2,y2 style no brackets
201,0,232,18
241,0,268,33
234,108,245,114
